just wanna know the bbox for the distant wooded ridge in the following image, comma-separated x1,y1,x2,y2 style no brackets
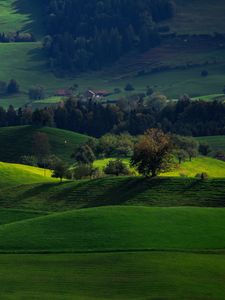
42,0,176,72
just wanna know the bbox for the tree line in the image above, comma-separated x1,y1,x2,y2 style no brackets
42,0,175,72
1,94,225,137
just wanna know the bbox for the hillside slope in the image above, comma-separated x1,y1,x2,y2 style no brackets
1,176,225,211
0,126,90,163
164,0,225,34
0,161,56,187
0,206,225,252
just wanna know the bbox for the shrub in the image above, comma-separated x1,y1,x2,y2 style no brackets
73,164,99,180
124,83,135,92
104,159,130,176
199,143,211,156
195,172,209,180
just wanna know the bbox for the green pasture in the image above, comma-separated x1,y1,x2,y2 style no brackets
0,161,55,187
0,126,89,163
94,156,225,178
0,252,225,300
2,176,225,211
0,42,225,108
0,208,46,225
0,206,225,252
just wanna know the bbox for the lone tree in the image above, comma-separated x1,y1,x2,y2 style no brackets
131,128,173,177
52,160,67,183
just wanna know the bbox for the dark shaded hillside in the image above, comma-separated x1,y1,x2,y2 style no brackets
2,177,225,211
0,206,225,252
0,126,89,163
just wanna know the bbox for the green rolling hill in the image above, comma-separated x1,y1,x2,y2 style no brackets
1,1,225,298
0,208,46,225
0,206,225,252
0,125,90,163
0,161,56,187
1,176,225,211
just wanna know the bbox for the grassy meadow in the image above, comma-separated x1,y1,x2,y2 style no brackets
196,135,225,152
0,252,225,300
0,43,225,108
1,1,225,298
0,161,55,187
94,156,225,178
0,126,89,163
0,159,225,297
1,206,225,252
2,176,225,211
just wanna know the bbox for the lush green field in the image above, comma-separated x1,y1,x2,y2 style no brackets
0,125,89,163
95,156,225,178
0,252,224,300
0,206,225,252
0,161,55,187
0,42,225,108
196,135,225,152
0,208,46,225
166,156,225,177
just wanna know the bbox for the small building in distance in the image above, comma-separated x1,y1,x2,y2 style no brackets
85,89,111,99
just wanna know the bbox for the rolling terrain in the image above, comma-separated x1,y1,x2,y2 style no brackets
0,126,90,163
0,205,224,299
2,175,225,211
0,159,224,298
0,161,55,187
0,206,225,252
1,1,225,299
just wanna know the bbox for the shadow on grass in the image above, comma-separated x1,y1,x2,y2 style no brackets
13,0,45,36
